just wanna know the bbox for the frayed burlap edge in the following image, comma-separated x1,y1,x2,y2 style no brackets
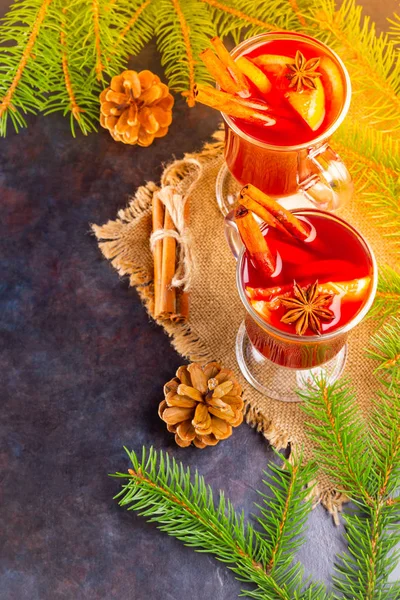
92,130,350,521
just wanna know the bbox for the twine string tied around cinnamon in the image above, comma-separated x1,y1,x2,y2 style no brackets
150,185,195,292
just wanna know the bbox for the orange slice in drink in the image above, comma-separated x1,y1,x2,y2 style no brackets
317,277,371,300
252,54,294,91
247,277,371,304
235,56,272,95
318,55,345,123
250,299,277,321
247,284,291,302
285,77,326,131
253,53,326,130
253,54,294,74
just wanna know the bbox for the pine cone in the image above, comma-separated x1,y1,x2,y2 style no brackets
99,70,174,147
159,362,244,448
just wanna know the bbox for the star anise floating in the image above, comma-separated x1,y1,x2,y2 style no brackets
279,281,335,336
286,51,321,92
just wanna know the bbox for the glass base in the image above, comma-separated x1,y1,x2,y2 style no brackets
236,321,348,402
216,163,314,216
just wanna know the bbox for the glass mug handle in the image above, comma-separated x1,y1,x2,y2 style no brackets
298,143,353,211
224,210,243,260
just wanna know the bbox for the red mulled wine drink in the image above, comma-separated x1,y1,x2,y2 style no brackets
221,32,352,210
240,210,375,370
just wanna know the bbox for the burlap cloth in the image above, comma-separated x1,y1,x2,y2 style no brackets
93,130,397,520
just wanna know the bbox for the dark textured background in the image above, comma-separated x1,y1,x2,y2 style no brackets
1,1,398,598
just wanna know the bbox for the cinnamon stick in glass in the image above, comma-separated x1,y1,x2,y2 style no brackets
199,48,243,95
210,37,250,95
194,85,275,126
234,205,275,276
239,193,292,237
240,184,309,241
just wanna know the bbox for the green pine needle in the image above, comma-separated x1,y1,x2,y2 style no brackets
155,0,216,106
114,319,400,600
299,374,399,600
332,120,400,181
204,0,302,45
366,316,400,388
333,504,400,600
299,378,375,505
112,446,327,600
369,390,400,499
300,0,400,134
0,0,54,136
253,455,317,595
369,265,400,324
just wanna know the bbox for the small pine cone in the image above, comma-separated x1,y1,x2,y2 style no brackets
159,362,244,449
99,70,174,147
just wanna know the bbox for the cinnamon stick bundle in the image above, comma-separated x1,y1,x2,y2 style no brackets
152,195,189,323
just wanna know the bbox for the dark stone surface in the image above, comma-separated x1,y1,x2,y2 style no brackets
0,1,396,598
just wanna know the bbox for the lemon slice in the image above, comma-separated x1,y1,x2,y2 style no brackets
285,77,326,131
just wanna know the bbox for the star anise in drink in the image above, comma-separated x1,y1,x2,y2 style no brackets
286,51,321,92
279,281,335,335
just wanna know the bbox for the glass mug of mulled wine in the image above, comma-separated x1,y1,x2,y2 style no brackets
224,195,377,402
215,31,353,215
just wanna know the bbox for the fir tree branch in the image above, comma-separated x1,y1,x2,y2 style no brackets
91,0,104,81
0,0,52,116
67,0,117,79
0,0,53,135
42,0,101,136
366,316,400,389
299,378,375,506
360,171,400,245
113,447,326,600
332,126,400,248
369,390,400,502
155,0,215,105
300,0,400,135
203,0,301,44
171,0,196,106
301,378,400,599
60,8,83,125
104,0,152,64
201,0,282,33
287,0,307,28
334,503,400,600
369,265,400,323
332,121,400,180
254,457,317,595
266,464,300,572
